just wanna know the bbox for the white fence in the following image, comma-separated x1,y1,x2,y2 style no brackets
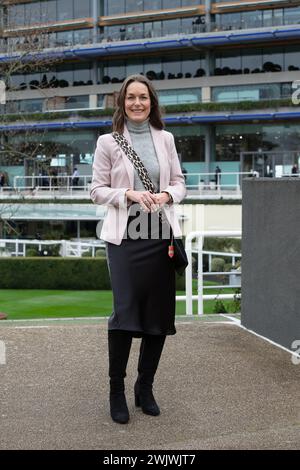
0,238,105,257
178,230,242,316
3,171,253,197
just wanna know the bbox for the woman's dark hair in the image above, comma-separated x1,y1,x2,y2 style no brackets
112,74,164,133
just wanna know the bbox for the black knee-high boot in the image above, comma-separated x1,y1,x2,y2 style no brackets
108,330,133,424
134,334,166,416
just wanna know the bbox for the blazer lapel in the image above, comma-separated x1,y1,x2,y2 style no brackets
120,126,135,187
150,125,167,191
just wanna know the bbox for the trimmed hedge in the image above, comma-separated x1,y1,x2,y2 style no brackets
0,257,185,290
0,257,111,290
1,98,296,124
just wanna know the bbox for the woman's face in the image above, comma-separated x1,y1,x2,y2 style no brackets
124,81,151,123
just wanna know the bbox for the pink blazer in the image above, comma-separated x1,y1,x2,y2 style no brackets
90,124,186,245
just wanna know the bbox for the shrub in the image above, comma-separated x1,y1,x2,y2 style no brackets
0,258,111,290
213,298,227,313
26,248,39,257
95,248,106,257
211,257,225,272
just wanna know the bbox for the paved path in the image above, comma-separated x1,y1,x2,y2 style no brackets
0,317,299,450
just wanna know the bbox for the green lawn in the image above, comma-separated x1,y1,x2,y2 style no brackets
0,285,239,320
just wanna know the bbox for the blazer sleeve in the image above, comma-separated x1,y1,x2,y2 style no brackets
162,133,187,204
90,134,129,209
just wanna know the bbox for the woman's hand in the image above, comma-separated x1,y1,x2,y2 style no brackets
126,190,158,212
155,192,172,206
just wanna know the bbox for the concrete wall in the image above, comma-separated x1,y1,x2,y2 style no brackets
175,204,242,236
241,178,300,351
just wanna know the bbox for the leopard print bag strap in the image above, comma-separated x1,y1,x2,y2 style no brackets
112,132,155,193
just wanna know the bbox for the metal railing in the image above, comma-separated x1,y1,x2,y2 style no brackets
2,17,300,53
185,171,252,194
10,171,250,193
12,175,92,193
179,230,242,316
0,238,105,257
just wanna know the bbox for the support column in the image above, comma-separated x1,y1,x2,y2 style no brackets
205,0,211,33
92,0,99,43
204,125,215,177
91,0,99,84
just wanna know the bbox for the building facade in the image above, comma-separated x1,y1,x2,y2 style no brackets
1,0,300,191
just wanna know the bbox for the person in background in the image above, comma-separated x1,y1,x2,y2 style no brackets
291,164,299,176
215,165,222,189
72,167,79,186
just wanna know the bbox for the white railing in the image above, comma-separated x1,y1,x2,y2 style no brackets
6,171,253,196
185,172,253,193
179,230,242,316
0,238,105,257
13,175,91,192
203,250,241,276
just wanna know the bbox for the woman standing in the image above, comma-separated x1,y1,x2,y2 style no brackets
90,74,186,424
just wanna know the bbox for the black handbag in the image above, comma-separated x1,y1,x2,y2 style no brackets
169,233,189,276
112,132,189,276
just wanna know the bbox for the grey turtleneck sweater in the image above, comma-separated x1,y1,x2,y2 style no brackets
126,119,160,192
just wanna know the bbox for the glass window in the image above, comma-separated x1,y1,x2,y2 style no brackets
145,21,162,38
173,131,205,163
163,19,181,35
284,7,300,25
163,0,181,8
97,95,105,108
144,0,161,9
215,50,242,75
74,0,91,18
64,95,89,109
183,56,202,78
242,10,262,29
158,88,201,105
126,59,143,76
144,58,162,80
8,4,25,26
273,8,283,26
56,30,73,46
220,12,241,30
126,0,143,12
74,63,92,84
212,84,281,102
58,0,73,21
162,57,181,78
242,48,263,73
285,45,300,71
56,64,74,85
10,74,26,91
25,72,42,89
25,2,41,24
104,60,126,82
182,0,200,5
74,29,91,44
19,99,44,113
105,0,125,15
262,47,283,72
42,0,57,22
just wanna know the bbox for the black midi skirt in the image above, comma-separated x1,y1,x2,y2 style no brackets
106,206,176,337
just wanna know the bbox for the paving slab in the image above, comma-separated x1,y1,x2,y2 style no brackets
0,318,299,450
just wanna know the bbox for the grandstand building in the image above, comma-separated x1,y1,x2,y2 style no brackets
0,0,300,237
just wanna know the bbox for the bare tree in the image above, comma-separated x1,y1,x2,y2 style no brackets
0,0,64,189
